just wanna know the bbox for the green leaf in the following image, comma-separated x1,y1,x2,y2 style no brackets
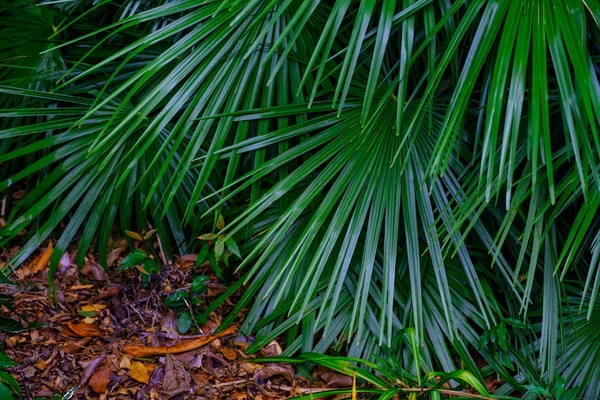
178,311,192,334
164,291,188,308
119,250,148,270
191,275,209,294
0,352,18,369
225,238,241,258
0,371,21,398
0,383,14,400
0,318,24,333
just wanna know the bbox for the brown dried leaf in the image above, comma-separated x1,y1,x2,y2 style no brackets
130,361,150,384
90,262,108,281
81,355,106,385
317,368,353,387
123,325,237,357
63,337,92,354
106,246,125,266
89,359,111,394
260,340,282,356
161,354,192,400
178,254,197,269
254,363,294,382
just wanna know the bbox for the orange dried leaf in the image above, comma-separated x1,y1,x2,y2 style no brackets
70,284,94,290
220,347,237,361
66,321,104,337
129,361,149,384
123,325,237,357
33,242,53,273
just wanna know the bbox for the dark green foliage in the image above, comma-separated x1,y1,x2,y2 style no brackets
164,275,209,334
1,0,600,397
0,351,20,399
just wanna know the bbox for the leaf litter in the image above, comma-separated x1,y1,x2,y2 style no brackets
0,238,348,399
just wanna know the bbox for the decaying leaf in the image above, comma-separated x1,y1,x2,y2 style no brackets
161,354,191,400
220,347,237,361
123,325,237,357
260,340,282,356
316,367,353,387
88,359,111,393
64,322,104,337
119,356,131,369
63,337,92,354
130,361,150,384
90,262,108,281
254,363,294,382
32,242,53,274
81,355,106,385
106,246,126,266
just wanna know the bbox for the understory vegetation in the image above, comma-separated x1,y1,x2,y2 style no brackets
2,0,600,397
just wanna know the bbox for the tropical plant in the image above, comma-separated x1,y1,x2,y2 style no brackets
1,0,600,396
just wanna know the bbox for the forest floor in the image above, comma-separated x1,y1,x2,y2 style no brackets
0,239,353,400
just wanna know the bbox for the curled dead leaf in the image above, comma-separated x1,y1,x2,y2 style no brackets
254,363,294,382
260,340,282,356
316,367,353,387
123,325,237,357
161,354,191,400
64,321,104,338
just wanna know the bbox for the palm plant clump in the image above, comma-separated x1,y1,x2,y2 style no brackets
1,0,600,397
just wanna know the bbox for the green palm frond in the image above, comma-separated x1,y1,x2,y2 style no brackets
1,0,600,397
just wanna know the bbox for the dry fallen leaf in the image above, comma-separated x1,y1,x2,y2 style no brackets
220,347,237,361
90,262,108,281
89,359,111,394
316,367,353,387
106,246,125,266
161,354,192,400
62,337,92,354
254,363,294,382
130,361,150,384
33,242,53,274
65,321,104,337
261,340,282,356
123,325,237,357
81,355,106,385
82,304,107,312
178,254,197,269
71,284,94,290
119,356,131,369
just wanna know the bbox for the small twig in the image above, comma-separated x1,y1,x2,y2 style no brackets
183,298,203,333
155,233,169,266
213,379,250,388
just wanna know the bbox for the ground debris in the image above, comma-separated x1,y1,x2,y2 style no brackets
0,242,322,399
